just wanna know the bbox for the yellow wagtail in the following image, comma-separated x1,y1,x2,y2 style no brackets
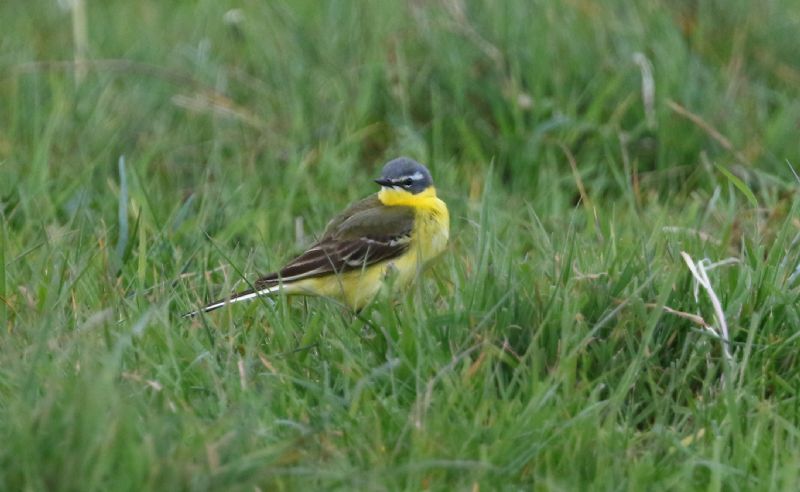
184,157,449,316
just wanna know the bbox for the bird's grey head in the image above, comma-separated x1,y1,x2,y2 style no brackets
374,157,433,194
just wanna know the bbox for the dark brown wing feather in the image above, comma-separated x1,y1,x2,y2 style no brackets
253,195,414,290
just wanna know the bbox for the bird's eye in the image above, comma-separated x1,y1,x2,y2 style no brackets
402,178,414,187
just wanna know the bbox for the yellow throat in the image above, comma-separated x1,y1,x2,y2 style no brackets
378,185,450,263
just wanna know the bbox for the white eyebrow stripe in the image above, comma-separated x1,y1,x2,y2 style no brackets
409,171,424,181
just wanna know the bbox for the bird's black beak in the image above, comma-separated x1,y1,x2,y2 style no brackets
374,177,393,186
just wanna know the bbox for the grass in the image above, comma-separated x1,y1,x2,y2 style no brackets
1,0,800,489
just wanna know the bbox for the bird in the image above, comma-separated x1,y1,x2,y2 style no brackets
184,157,449,317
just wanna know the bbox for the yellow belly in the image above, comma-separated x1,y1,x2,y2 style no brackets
284,198,449,310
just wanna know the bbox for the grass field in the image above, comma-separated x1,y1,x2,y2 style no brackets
2,0,800,490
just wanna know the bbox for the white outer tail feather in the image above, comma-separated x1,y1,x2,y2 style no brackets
183,284,281,318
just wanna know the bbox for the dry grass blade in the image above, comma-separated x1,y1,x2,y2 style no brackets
680,252,736,365
441,0,504,68
667,100,749,165
662,226,722,245
558,142,591,209
632,53,656,129
645,303,710,329
70,0,89,83
172,92,268,130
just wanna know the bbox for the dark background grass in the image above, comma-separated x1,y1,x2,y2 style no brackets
1,0,799,490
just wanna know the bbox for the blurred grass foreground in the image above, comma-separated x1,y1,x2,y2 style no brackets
1,0,800,490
